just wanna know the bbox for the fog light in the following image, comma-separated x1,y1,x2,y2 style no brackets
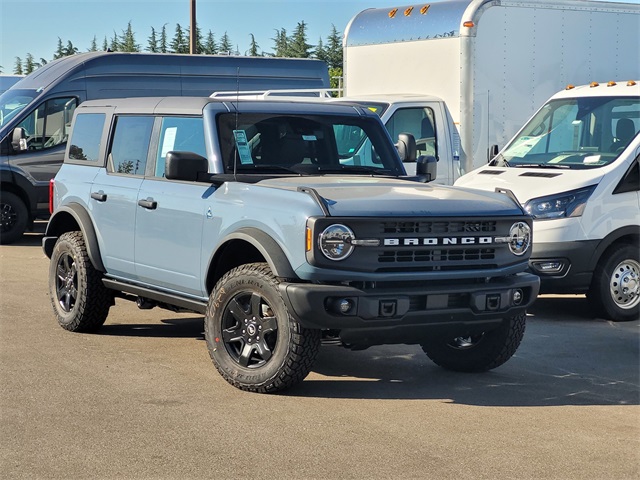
338,299,353,314
512,289,523,305
532,260,565,274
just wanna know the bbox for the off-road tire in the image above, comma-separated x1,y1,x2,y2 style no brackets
421,313,526,372
205,262,321,393
588,244,640,322
0,191,28,245
49,231,112,332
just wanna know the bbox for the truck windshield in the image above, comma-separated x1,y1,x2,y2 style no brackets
0,88,39,130
500,96,639,169
217,112,404,176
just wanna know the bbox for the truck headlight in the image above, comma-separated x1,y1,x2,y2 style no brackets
319,224,355,261
524,185,596,220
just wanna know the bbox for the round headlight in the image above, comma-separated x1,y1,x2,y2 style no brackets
508,222,531,256
319,224,355,261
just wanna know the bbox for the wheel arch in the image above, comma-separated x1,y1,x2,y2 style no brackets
205,227,297,294
590,225,640,271
43,203,105,272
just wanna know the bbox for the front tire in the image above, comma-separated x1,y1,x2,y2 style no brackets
421,313,526,372
205,263,321,393
49,231,112,332
0,191,28,244
589,245,640,322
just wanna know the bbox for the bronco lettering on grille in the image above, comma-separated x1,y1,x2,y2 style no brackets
383,237,494,246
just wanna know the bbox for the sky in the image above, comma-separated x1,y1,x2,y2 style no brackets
0,0,398,71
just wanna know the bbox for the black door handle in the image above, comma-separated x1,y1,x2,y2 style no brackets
90,191,107,202
138,198,157,210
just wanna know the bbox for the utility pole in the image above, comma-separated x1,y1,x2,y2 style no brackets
190,0,197,54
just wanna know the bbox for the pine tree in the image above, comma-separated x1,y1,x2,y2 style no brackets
248,34,261,56
170,23,188,53
219,32,233,55
89,36,98,52
102,36,108,51
289,21,312,58
64,40,79,57
271,28,289,57
326,24,343,69
203,30,217,55
160,24,168,53
13,57,23,75
120,21,140,52
110,31,120,51
314,37,327,63
53,38,65,59
23,53,36,74
147,27,158,52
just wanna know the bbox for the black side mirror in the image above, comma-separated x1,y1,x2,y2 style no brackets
396,132,417,163
11,127,27,152
416,155,437,182
488,144,500,162
165,151,209,181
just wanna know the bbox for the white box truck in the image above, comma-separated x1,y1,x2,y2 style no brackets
342,0,640,185
455,80,639,322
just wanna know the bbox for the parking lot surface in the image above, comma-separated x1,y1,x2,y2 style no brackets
1,229,639,479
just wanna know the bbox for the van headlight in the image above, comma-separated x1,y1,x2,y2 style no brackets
524,185,596,220
319,224,355,261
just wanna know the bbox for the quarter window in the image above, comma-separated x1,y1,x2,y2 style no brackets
108,116,154,175
68,113,105,162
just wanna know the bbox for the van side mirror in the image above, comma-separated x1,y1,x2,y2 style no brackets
11,127,28,152
396,133,417,163
488,144,500,162
416,155,437,182
165,151,209,181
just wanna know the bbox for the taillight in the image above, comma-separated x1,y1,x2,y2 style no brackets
49,178,55,214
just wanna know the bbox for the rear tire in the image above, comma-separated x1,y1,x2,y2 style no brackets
205,263,321,393
421,313,526,372
49,231,112,332
0,191,28,244
588,245,640,322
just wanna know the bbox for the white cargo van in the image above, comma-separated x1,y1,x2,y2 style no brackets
455,80,640,321
342,0,640,184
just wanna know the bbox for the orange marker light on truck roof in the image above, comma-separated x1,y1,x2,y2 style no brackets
589,81,600,88
404,6,414,16
388,8,398,18
420,5,430,15
607,81,617,87
628,80,637,86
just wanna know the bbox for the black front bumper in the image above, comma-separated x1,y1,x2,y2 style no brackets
279,272,540,345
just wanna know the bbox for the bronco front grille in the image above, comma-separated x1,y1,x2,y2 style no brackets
380,220,497,234
379,247,496,263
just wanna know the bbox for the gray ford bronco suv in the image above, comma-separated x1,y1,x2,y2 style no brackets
43,96,540,393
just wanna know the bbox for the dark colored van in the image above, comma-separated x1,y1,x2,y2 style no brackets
0,51,330,243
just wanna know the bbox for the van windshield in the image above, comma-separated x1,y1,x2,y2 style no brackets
0,88,39,129
499,96,639,169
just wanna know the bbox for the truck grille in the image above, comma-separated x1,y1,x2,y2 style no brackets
380,220,497,234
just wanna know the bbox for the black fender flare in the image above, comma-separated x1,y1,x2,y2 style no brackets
589,225,640,270
43,203,105,272
212,227,297,280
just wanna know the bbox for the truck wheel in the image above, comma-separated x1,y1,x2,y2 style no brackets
205,263,321,393
49,231,112,332
421,313,526,372
0,191,28,244
589,245,640,322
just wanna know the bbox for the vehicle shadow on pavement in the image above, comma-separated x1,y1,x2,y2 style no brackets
96,318,205,339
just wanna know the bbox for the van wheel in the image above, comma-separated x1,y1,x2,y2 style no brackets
49,231,112,332
589,245,640,322
0,191,28,244
204,263,321,393
421,313,526,372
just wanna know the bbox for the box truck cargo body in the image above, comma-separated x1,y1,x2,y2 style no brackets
0,52,330,243
343,0,640,184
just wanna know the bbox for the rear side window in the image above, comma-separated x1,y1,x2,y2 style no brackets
68,113,105,162
108,116,154,175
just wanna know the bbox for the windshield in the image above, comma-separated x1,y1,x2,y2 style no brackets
217,112,404,176
0,88,39,129
500,96,639,169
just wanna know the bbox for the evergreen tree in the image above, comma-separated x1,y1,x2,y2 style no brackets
102,36,109,51
325,24,343,69
64,40,79,57
170,23,188,53
271,28,289,57
159,24,168,53
120,21,140,52
39,58,48,67
53,38,65,59
219,32,233,55
147,27,158,52
247,34,261,56
23,53,36,74
314,37,327,63
203,30,217,55
13,57,23,75
110,30,120,51
289,21,313,58
89,36,98,52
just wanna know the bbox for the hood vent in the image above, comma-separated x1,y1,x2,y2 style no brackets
518,172,562,178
